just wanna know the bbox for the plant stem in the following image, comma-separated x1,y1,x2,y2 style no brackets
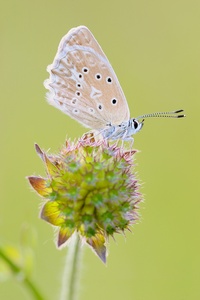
60,232,82,300
0,248,45,300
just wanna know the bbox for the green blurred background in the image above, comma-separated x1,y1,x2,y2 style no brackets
1,0,199,299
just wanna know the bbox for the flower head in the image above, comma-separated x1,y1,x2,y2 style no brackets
27,136,142,263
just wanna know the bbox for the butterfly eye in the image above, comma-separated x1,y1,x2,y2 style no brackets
106,77,112,84
82,67,89,73
111,98,117,105
95,73,102,80
132,119,139,129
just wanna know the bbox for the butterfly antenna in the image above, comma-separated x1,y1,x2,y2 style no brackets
136,109,186,120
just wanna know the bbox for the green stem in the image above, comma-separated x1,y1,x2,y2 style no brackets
60,232,82,300
0,248,45,300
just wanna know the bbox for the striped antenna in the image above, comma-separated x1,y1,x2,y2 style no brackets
136,109,185,120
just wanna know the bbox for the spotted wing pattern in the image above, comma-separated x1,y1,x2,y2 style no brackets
44,26,130,129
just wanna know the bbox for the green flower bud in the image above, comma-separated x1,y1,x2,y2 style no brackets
27,137,142,263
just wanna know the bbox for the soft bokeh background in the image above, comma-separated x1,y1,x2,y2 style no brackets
1,0,199,299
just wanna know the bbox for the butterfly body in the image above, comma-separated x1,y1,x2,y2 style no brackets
101,119,143,141
44,26,185,141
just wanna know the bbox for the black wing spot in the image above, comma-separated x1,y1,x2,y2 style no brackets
76,91,81,97
111,98,117,105
95,73,102,80
73,108,79,114
76,83,82,88
82,67,89,73
106,77,112,84
89,107,95,113
72,98,77,105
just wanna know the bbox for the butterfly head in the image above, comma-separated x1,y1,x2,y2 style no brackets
128,109,185,138
130,118,144,134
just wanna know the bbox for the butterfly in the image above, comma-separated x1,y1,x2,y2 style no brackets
44,26,185,142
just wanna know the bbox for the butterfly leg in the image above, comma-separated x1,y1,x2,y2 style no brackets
123,137,134,149
128,137,134,149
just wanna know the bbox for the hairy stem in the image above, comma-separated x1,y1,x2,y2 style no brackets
60,233,82,300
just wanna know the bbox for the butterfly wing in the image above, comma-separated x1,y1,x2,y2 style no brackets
44,26,130,130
